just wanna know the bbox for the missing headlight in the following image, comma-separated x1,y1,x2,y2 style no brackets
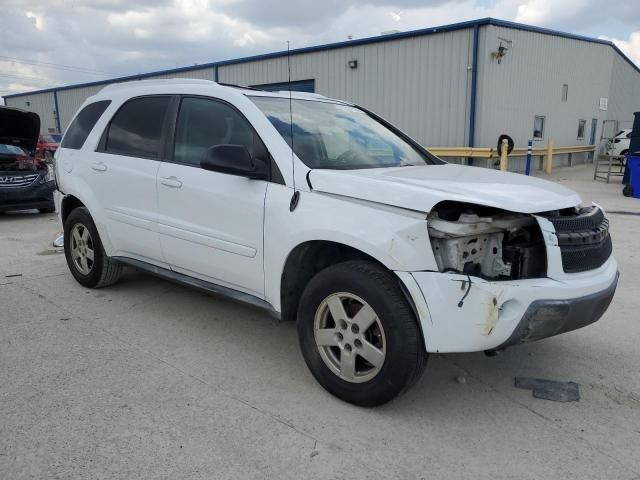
428,202,547,280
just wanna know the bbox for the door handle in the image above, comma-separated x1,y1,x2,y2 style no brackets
91,161,107,172
160,176,183,188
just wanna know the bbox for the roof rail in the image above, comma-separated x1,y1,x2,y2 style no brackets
217,82,260,91
100,78,216,92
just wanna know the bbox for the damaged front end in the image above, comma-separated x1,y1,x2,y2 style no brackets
427,201,547,281
400,200,618,353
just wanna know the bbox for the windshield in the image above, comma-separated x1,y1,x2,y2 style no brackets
0,144,43,172
0,144,26,156
250,97,433,170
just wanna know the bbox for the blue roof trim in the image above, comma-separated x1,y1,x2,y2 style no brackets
3,17,639,100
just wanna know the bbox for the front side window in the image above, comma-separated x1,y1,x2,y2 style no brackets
173,97,254,166
61,100,111,150
250,96,433,169
533,116,545,140
105,96,170,159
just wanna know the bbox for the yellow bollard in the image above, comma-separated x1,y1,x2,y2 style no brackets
500,139,509,171
545,139,554,174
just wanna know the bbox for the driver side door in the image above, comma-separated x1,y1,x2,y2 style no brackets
156,96,268,297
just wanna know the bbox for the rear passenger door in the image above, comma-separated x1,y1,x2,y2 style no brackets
156,96,268,297
91,95,171,265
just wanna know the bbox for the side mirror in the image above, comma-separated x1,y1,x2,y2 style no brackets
200,144,268,180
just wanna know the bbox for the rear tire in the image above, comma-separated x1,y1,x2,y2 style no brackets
297,260,426,407
64,207,123,288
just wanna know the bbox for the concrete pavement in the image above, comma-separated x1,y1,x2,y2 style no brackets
1,163,639,479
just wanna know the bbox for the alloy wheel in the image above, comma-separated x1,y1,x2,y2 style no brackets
70,223,95,275
313,292,386,383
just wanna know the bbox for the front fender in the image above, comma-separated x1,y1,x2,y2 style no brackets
263,185,437,311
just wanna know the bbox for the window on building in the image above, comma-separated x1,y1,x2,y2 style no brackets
562,84,568,102
577,119,586,140
174,97,255,166
533,116,545,140
61,100,111,150
104,96,170,159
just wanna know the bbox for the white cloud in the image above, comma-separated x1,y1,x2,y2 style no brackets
600,32,640,67
515,0,589,26
1,0,639,99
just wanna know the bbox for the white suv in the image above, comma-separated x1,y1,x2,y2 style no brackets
55,79,618,406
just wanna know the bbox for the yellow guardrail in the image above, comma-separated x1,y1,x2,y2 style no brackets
428,141,596,174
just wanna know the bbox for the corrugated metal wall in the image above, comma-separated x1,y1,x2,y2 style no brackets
57,85,105,130
5,91,57,133
142,67,214,81
475,24,616,170
56,67,215,130
5,67,216,132
4,27,638,157
219,30,473,147
607,54,640,128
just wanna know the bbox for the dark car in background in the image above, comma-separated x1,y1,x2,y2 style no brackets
0,107,55,213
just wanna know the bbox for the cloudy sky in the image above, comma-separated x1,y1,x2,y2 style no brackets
1,0,639,98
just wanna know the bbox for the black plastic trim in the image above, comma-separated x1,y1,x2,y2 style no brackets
112,256,279,317
497,271,619,349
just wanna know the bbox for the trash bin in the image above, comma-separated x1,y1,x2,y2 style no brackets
626,155,640,198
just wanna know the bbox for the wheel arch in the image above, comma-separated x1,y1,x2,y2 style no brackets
59,192,114,254
279,240,398,323
60,194,86,225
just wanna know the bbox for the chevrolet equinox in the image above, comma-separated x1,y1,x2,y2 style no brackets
55,79,618,406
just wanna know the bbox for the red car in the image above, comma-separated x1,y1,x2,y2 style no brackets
36,133,62,161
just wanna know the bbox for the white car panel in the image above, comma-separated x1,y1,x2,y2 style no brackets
309,163,582,214
156,161,267,297
55,79,617,358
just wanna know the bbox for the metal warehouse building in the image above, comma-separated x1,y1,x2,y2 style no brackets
4,17,640,170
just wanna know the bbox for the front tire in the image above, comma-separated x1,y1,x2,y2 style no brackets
64,207,123,288
297,261,426,406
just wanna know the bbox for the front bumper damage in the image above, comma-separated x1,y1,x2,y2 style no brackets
496,271,618,349
397,256,619,353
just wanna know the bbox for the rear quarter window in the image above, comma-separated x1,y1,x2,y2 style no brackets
61,100,111,150
103,96,171,159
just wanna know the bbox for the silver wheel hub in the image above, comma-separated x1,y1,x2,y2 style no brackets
70,223,95,275
314,292,386,383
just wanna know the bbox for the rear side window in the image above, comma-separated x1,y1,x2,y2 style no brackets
104,96,170,159
61,100,111,150
173,97,254,166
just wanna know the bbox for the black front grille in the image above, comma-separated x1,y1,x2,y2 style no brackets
546,206,604,232
542,206,612,273
560,234,612,273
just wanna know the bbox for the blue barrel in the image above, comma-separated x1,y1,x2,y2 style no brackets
628,156,640,198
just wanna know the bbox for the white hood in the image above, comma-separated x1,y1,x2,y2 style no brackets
308,164,582,214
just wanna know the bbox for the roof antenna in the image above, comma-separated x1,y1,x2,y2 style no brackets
287,40,300,211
